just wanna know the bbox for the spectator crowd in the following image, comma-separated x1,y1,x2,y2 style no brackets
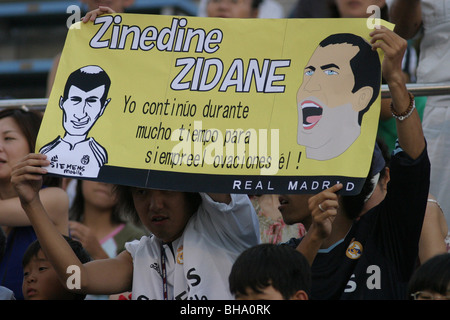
0,0,449,302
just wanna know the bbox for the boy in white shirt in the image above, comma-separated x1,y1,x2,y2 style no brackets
11,166,260,300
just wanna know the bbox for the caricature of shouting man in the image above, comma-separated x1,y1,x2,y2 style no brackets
40,65,111,178
297,33,381,161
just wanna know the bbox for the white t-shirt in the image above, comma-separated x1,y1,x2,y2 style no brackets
125,193,260,300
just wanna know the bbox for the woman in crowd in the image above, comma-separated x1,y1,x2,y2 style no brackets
0,108,68,299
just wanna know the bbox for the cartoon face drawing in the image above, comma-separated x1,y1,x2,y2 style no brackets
60,84,108,137
297,33,381,161
40,65,111,178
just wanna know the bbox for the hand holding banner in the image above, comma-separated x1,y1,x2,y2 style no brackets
37,14,392,194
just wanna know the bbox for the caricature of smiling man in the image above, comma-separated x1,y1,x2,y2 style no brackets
40,65,111,178
297,33,381,160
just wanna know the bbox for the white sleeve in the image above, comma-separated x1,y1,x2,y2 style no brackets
124,235,150,259
194,193,261,250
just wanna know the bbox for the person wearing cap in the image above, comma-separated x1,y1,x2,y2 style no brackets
360,140,448,266
278,26,430,299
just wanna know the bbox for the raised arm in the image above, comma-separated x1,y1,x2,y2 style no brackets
0,187,69,235
11,153,133,295
388,0,422,39
207,193,232,204
418,195,448,264
370,26,425,159
296,184,342,265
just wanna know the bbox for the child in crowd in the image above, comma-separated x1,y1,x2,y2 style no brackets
0,108,68,300
22,236,91,300
408,253,450,300
229,243,311,300
12,155,259,299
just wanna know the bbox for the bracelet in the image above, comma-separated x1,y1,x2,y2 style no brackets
390,92,415,121
427,198,443,213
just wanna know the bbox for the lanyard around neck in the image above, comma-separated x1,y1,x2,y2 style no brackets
160,243,169,300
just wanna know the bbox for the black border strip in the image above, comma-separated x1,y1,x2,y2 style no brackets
80,165,367,195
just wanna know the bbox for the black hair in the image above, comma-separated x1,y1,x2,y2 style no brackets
229,243,311,299
319,33,381,125
408,253,450,299
114,185,202,224
252,0,263,9
0,107,61,188
22,236,92,300
329,1,389,21
70,180,125,225
62,66,111,105
340,139,387,220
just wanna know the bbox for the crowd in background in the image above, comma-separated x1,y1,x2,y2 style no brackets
0,0,449,301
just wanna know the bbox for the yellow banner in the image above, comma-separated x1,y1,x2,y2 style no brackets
37,14,392,194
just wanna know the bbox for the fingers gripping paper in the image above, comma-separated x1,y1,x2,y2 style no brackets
37,14,392,195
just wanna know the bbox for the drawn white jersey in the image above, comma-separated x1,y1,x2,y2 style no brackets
40,136,107,178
